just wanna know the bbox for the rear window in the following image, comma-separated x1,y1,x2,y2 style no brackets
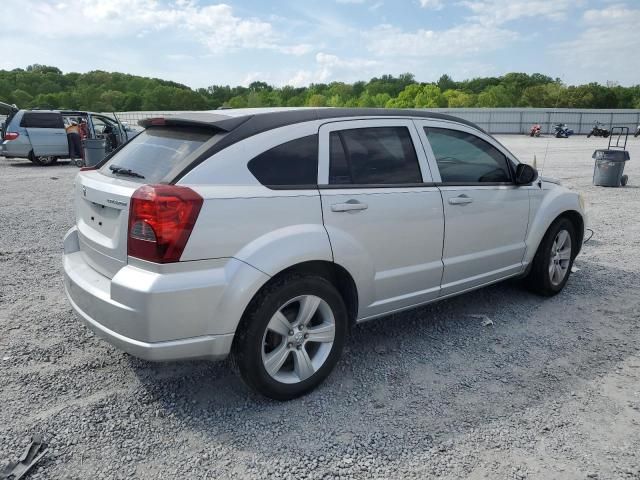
20,112,64,129
100,127,213,183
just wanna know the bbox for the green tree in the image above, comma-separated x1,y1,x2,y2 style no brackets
476,85,512,107
437,74,456,92
444,89,475,107
307,94,327,107
10,89,33,106
414,85,447,108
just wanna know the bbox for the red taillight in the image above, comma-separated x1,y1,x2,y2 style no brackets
148,117,166,126
4,132,19,141
127,184,203,263
80,166,97,171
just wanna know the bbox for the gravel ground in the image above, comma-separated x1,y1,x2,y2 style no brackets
1,134,639,480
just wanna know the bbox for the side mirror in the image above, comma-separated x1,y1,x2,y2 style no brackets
515,163,538,185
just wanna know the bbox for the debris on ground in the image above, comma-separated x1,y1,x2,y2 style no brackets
0,435,47,480
469,314,494,326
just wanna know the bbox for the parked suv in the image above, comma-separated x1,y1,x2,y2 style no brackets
63,108,586,400
0,102,128,166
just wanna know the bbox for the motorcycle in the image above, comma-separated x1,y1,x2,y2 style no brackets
635,125,640,137
553,123,574,138
529,123,542,137
587,121,610,138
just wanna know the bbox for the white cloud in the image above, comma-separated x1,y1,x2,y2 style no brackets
364,23,516,57
419,0,444,10
287,52,381,86
460,0,575,26
2,0,310,56
555,4,640,84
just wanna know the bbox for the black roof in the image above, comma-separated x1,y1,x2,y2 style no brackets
142,108,483,135
142,108,485,183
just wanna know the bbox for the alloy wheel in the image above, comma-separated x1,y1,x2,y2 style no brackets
261,295,336,384
548,229,572,286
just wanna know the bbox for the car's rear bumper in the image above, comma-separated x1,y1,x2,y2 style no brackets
1,140,30,158
62,227,239,361
65,289,234,361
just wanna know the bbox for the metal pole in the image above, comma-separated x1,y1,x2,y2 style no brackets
579,112,583,135
610,111,614,130
519,111,523,134
488,110,492,134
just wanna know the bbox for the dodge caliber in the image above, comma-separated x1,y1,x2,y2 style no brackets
63,108,586,400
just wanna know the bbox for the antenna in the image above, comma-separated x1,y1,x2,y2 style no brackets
539,75,564,179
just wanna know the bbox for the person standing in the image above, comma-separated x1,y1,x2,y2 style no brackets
66,120,83,167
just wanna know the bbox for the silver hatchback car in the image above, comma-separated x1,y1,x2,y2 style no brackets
63,108,586,399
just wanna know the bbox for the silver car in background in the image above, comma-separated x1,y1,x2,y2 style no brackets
63,108,586,400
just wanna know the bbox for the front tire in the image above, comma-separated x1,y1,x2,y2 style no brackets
526,217,576,296
33,155,57,166
233,274,348,400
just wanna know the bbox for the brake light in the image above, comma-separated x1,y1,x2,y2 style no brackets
80,166,97,171
148,117,166,126
127,185,203,263
4,132,19,141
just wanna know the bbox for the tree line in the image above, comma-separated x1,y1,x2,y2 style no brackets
1,65,639,112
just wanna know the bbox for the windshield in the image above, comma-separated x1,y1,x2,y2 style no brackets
100,127,214,183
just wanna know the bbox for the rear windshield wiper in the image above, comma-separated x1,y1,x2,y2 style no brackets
109,165,145,179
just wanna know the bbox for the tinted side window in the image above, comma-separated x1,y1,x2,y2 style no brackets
20,112,64,129
329,127,422,185
248,134,318,187
424,127,512,183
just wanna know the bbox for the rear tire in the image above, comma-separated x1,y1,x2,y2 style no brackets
32,155,57,166
526,217,576,296
233,274,348,400
621,175,628,186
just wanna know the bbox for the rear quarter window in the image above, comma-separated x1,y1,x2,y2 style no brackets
100,127,213,183
247,134,318,187
20,112,64,129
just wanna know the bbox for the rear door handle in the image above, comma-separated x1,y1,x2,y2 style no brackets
448,195,473,205
331,200,368,212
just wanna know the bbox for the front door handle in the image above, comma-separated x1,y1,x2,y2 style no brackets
331,200,368,212
448,195,473,205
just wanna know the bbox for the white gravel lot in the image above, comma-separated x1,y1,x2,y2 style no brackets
1,134,639,480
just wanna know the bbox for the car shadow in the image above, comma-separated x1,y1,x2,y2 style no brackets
7,160,75,168
128,257,639,465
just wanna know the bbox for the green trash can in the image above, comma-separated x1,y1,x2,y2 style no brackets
592,149,630,187
82,138,107,168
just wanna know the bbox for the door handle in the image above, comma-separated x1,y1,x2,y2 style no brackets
331,200,368,212
448,195,473,205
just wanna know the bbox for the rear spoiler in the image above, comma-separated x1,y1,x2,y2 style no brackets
138,113,251,132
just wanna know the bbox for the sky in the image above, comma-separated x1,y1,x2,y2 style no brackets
0,0,638,88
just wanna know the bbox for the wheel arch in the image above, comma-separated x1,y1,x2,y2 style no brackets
559,210,584,255
525,205,585,267
241,260,359,329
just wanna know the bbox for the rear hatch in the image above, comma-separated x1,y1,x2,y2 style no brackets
75,125,222,278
